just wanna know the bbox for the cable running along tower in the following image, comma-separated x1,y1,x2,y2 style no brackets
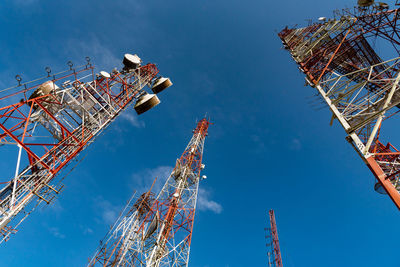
279,0,400,209
0,53,173,242
265,210,283,267
88,118,210,267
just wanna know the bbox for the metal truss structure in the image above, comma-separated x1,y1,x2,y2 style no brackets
88,118,210,267
265,210,283,267
278,0,400,209
0,53,172,242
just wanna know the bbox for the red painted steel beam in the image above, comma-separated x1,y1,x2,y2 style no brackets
0,122,51,171
366,157,400,209
269,210,283,267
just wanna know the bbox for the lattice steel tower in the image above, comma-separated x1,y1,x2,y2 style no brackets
279,0,400,209
265,210,283,267
88,118,210,267
0,53,173,242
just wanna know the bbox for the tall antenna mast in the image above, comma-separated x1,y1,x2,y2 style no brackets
279,1,400,209
265,210,283,267
0,53,173,242
88,118,211,266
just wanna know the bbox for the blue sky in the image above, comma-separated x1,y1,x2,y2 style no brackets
0,0,399,266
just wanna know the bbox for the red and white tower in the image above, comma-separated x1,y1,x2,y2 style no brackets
279,1,400,209
0,53,172,242
88,118,210,267
265,210,283,267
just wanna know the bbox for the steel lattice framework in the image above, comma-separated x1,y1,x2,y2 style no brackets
88,118,210,267
265,210,283,267
278,1,400,209
0,54,171,242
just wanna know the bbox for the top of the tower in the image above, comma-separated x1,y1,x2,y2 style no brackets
193,118,211,137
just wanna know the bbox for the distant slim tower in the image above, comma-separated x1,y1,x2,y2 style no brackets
265,210,283,267
279,1,400,209
0,53,172,242
88,118,211,267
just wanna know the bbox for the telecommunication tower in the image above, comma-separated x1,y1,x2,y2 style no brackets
265,210,283,267
88,118,210,267
0,53,173,242
278,0,400,209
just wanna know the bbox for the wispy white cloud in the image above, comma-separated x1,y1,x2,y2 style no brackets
66,37,120,72
120,111,145,128
84,227,93,235
197,188,222,214
290,138,302,151
38,199,64,217
131,166,173,194
95,197,122,225
48,226,66,239
250,134,266,153
46,199,64,213
78,224,94,235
